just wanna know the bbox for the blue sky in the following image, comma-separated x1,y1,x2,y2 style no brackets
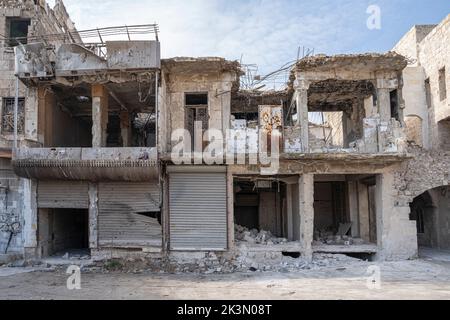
49,0,449,77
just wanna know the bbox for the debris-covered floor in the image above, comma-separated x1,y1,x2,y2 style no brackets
1,250,450,300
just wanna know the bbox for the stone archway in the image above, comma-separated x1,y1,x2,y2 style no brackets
393,148,450,252
410,190,438,248
409,186,450,250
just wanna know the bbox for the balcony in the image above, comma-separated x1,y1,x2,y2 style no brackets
12,147,158,181
227,116,407,156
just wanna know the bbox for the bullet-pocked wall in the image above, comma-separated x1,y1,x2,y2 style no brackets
0,158,24,254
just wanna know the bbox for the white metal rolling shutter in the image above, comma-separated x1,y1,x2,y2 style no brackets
37,181,89,209
169,171,227,251
98,182,162,247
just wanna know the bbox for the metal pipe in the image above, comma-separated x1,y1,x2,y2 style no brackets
13,76,19,150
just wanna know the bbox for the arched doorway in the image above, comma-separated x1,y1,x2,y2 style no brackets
410,186,450,251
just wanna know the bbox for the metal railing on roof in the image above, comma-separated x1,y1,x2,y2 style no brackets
2,24,159,47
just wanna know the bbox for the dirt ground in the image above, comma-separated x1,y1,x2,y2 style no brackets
1,249,450,300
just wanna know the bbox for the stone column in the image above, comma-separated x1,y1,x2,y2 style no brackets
119,110,131,147
376,87,391,122
286,184,293,241
357,182,370,242
226,169,235,250
22,179,38,259
375,172,418,260
88,183,98,249
299,173,314,261
295,80,310,152
348,181,360,237
91,84,109,147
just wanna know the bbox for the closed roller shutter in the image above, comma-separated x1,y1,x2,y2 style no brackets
98,182,162,247
169,171,227,251
38,181,88,209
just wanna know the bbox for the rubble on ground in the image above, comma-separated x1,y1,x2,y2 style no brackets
75,250,364,275
314,229,366,246
235,225,288,245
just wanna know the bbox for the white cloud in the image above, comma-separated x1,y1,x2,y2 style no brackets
56,0,369,76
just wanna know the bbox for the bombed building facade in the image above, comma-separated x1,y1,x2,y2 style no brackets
0,1,449,267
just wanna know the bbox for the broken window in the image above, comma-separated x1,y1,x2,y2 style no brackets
7,18,31,47
309,112,344,148
133,113,156,147
1,97,25,134
390,89,400,121
438,117,450,151
439,67,447,101
185,93,209,150
285,100,298,126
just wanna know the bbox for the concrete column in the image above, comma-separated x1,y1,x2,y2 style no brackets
22,179,38,259
348,181,360,237
375,172,418,260
295,80,310,152
376,87,391,122
91,84,109,147
286,184,293,241
119,110,131,147
37,87,46,146
299,174,314,261
357,182,370,242
162,176,169,253
88,183,98,249
226,169,235,250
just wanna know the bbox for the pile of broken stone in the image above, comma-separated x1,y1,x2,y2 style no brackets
314,230,365,246
234,225,288,245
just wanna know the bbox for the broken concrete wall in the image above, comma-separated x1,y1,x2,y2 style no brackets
164,69,234,153
392,146,450,250
324,112,344,147
375,171,418,260
0,158,23,253
1,0,76,149
38,87,91,147
394,147,450,206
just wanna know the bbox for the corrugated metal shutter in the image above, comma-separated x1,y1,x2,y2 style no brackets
37,181,88,209
169,172,227,251
98,182,162,247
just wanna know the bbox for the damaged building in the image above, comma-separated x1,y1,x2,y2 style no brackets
0,1,449,268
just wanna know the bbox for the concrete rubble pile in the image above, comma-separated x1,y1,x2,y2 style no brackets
314,232,366,246
73,250,363,275
235,225,288,245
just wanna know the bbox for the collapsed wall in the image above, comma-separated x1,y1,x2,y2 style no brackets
394,146,450,206
0,0,78,258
